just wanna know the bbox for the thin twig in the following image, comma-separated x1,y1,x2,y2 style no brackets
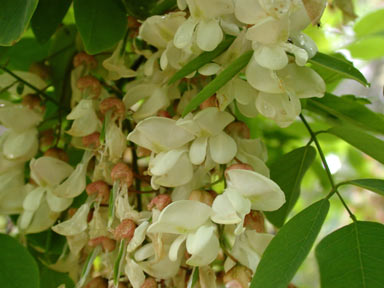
300,114,357,221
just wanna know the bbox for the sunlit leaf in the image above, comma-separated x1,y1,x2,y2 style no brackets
340,179,384,197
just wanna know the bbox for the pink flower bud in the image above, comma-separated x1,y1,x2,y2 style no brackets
157,110,172,118
243,210,265,232
88,236,116,252
226,122,250,139
111,163,134,187
200,95,218,109
99,97,125,119
86,180,110,204
73,52,98,69
82,132,101,148
140,278,157,288
77,76,101,97
85,276,108,288
113,219,136,241
147,194,172,211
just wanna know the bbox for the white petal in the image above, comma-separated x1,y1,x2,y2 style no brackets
30,157,74,187
52,203,90,236
209,132,237,164
211,194,242,224
246,16,288,45
52,163,87,199
226,188,252,217
125,258,146,288
169,234,187,261
127,117,195,153
226,169,285,211
133,87,170,122
189,136,208,165
253,44,288,70
147,200,212,234
135,243,155,262
186,224,220,266
0,103,42,131
24,199,60,234
127,221,150,253
198,63,221,76
196,20,223,52
194,107,234,136
174,18,197,49
46,190,73,212
66,100,100,137
245,57,282,93
2,128,38,160
22,187,45,211
235,0,265,24
0,71,46,97
106,121,126,161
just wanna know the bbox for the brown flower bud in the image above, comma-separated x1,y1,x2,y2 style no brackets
223,266,252,288
113,219,136,241
111,163,134,187
99,97,125,119
39,129,55,148
226,122,250,139
82,132,101,148
200,95,218,109
88,236,116,252
225,164,253,177
44,148,69,163
77,76,101,98
188,190,215,206
140,278,157,288
147,194,172,211
67,208,77,218
29,62,51,80
137,146,151,157
85,276,108,288
86,180,110,204
243,210,265,233
22,94,45,113
157,110,171,118
73,52,98,69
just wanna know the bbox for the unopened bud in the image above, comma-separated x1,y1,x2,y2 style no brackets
44,148,69,162
111,163,134,187
82,132,101,148
77,76,101,98
22,94,44,113
137,146,151,157
141,278,157,288
226,122,250,139
223,266,252,288
88,236,116,252
109,283,128,288
86,180,110,204
85,276,108,288
188,190,215,206
73,52,98,69
99,97,125,119
243,210,265,233
68,208,77,218
29,62,51,80
225,164,253,177
113,219,136,241
157,110,171,118
200,95,218,109
147,194,172,211
39,129,55,148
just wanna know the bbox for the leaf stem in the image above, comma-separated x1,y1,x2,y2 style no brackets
300,114,357,221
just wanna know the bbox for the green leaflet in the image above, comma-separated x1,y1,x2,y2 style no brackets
182,50,253,116
251,199,330,288
168,36,235,85
265,146,317,227
309,52,369,86
0,234,40,288
74,0,126,54
0,0,39,46
307,93,384,134
328,125,384,165
339,179,384,197
316,221,384,288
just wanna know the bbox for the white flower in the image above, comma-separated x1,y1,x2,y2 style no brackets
0,71,46,97
0,101,42,131
174,0,234,51
147,200,220,266
177,107,237,165
66,99,100,137
52,203,90,236
211,169,285,234
0,167,27,214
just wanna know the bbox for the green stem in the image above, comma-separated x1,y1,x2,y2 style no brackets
300,114,357,221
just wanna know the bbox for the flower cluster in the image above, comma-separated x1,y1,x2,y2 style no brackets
0,0,327,287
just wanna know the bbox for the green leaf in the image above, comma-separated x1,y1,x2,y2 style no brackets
0,234,40,288
39,264,74,288
339,179,384,197
250,199,330,288
31,0,72,44
316,221,384,288
308,52,368,86
182,50,253,116
307,93,384,134
74,0,126,54
265,146,316,227
0,0,39,46
328,125,384,165
354,9,384,37
347,36,384,61
150,0,177,15
168,36,235,85
123,0,157,19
